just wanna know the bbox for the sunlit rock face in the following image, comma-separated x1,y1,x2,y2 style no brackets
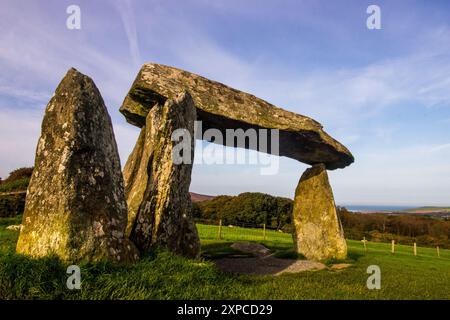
292,164,347,261
123,91,200,258
119,63,354,170
16,68,138,263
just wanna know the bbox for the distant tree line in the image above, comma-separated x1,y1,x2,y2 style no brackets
337,207,450,248
193,193,450,248
193,192,293,231
0,167,33,193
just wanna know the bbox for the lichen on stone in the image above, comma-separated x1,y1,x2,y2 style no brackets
292,164,347,261
123,91,200,258
16,68,138,264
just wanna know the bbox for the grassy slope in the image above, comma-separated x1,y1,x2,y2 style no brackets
0,219,449,299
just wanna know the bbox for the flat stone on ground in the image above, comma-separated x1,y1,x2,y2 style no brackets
230,242,271,257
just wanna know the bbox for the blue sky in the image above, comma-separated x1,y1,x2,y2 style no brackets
1,0,450,206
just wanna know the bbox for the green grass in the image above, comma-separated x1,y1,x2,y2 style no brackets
0,219,449,299
0,216,21,253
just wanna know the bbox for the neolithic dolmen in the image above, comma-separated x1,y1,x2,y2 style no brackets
120,63,354,260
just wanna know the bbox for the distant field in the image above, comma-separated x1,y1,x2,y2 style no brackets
401,206,450,213
0,217,449,299
197,223,450,260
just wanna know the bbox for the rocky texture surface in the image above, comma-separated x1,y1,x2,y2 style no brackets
6,225,22,231
231,242,271,257
292,164,347,261
16,68,138,263
123,92,200,258
120,63,353,170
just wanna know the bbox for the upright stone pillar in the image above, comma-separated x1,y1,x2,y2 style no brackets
292,164,347,261
123,92,200,258
16,68,138,263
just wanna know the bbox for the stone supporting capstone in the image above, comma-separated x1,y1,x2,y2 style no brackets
123,91,200,258
292,164,347,261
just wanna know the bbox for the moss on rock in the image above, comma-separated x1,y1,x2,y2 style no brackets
292,164,347,261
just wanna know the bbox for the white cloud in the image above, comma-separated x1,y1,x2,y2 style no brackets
428,143,450,153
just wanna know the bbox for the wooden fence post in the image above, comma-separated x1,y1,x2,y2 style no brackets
218,219,222,240
437,246,440,258
413,242,417,256
391,240,395,254
263,224,266,241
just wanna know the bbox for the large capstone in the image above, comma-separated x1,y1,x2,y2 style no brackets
120,63,353,170
16,68,138,263
292,164,347,261
123,91,200,258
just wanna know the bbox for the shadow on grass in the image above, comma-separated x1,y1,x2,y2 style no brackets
200,241,315,276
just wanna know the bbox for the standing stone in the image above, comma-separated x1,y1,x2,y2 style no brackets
123,91,200,258
16,68,138,263
292,164,347,261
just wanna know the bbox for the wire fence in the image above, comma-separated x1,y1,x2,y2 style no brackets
195,219,291,243
195,219,449,259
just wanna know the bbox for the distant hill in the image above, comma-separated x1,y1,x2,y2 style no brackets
189,192,216,203
0,167,33,193
398,207,450,218
400,206,450,213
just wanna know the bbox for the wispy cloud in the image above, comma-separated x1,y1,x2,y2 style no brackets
0,85,50,104
113,0,142,68
429,143,450,153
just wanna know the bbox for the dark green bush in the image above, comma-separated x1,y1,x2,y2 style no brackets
1,167,33,185
0,193,26,217
0,178,30,193
194,192,293,230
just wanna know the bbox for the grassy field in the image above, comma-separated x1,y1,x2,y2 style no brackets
0,217,449,299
